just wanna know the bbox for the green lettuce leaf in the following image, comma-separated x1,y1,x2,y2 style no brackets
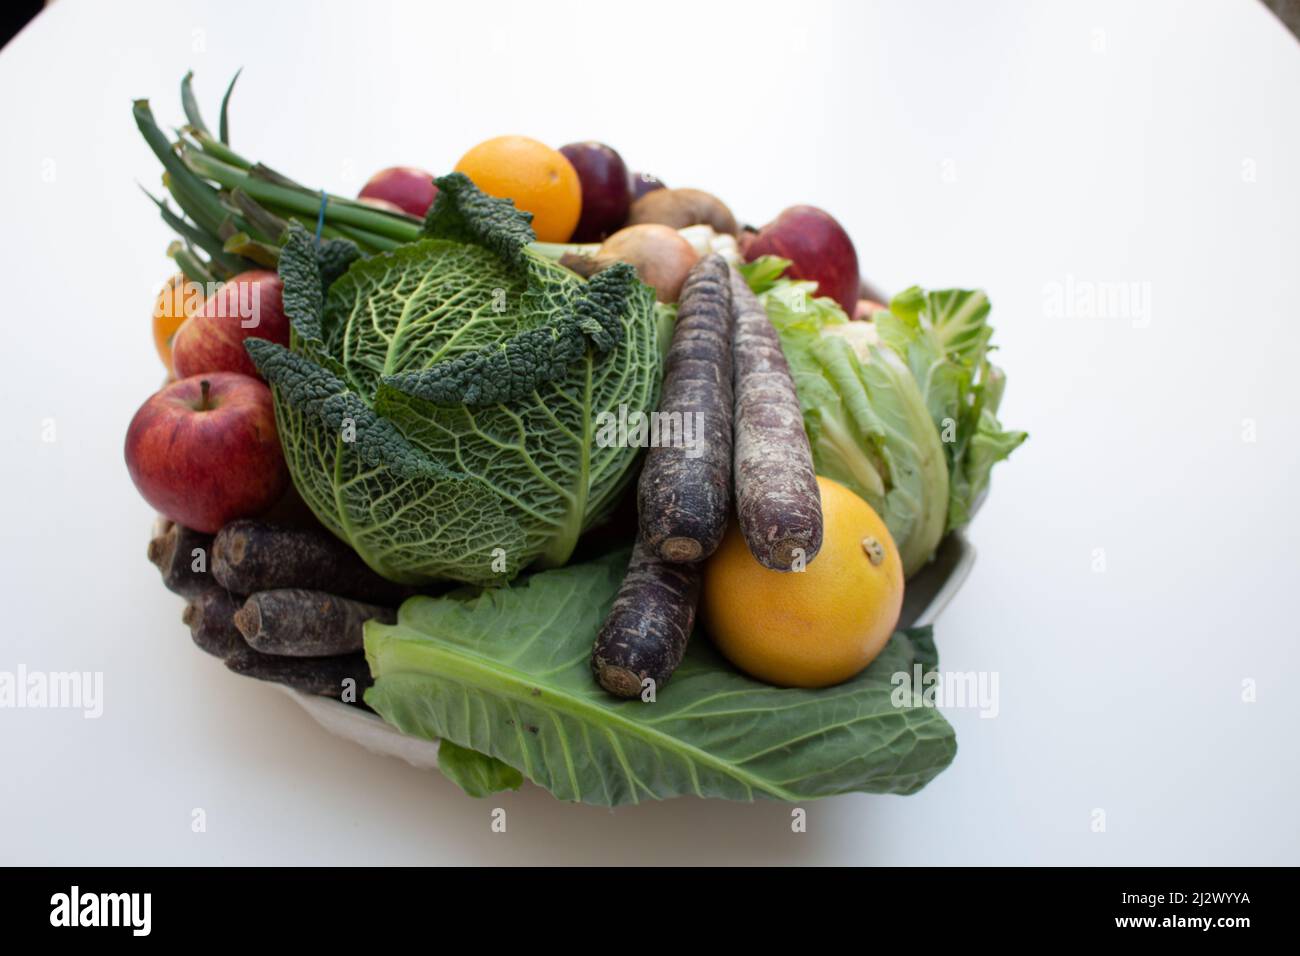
364,552,956,806
436,741,523,798
248,175,662,586
879,286,1027,529
814,334,950,576
889,286,993,369
738,254,794,294
953,405,1027,527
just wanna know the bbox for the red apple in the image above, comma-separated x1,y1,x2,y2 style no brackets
358,196,407,214
172,271,288,380
743,205,861,314
358,166,438,217
125,373,289,534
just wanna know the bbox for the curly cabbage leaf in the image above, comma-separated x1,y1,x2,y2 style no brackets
248,174,662,586
364,551,956,805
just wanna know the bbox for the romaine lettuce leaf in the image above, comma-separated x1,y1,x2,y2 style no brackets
364,551,956,805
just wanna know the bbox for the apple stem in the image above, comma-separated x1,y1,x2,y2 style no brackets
199,379,211,412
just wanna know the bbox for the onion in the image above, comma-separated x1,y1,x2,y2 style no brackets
597,224,700,303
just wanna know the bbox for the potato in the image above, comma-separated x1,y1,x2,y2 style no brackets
627,188,739,236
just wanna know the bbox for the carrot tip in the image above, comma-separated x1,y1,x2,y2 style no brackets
232,602,260,640
761,537,822,572
595,663,644,698
660,537,703,562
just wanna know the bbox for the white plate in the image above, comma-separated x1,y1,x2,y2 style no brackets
281,685,444,770
283,531,977,771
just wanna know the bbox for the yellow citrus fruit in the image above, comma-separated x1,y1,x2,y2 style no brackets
454,135,582,242
152,272,202,375
702,476,905,688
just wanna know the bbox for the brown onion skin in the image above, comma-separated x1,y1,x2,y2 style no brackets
598,224,700,303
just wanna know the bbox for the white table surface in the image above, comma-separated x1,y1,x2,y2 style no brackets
1,0,1297,866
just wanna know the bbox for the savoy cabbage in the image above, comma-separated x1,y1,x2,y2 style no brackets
248,174,662,587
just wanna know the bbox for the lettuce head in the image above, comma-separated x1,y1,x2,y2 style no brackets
744,259,1025,576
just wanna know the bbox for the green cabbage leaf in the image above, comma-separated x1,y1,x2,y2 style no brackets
364,551,956,805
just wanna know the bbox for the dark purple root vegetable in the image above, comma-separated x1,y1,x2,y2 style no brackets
637,253,734,562
149,524,214,597
212,520,414,604
730,269,823,570
591,538,702,698
233,589,396,657
182,586,246,659
224,647,373,700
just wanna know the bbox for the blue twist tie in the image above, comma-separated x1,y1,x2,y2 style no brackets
314,189,328,245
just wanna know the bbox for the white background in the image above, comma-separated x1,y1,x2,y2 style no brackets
1,0,1297,865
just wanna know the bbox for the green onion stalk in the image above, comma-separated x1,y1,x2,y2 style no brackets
135,72,424,282
136,71,606,284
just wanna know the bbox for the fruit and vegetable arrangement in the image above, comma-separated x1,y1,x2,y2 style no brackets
126,73,1026,805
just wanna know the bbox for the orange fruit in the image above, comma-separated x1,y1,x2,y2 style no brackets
454,135,582,242
152,273,202,375
702,476,905,688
